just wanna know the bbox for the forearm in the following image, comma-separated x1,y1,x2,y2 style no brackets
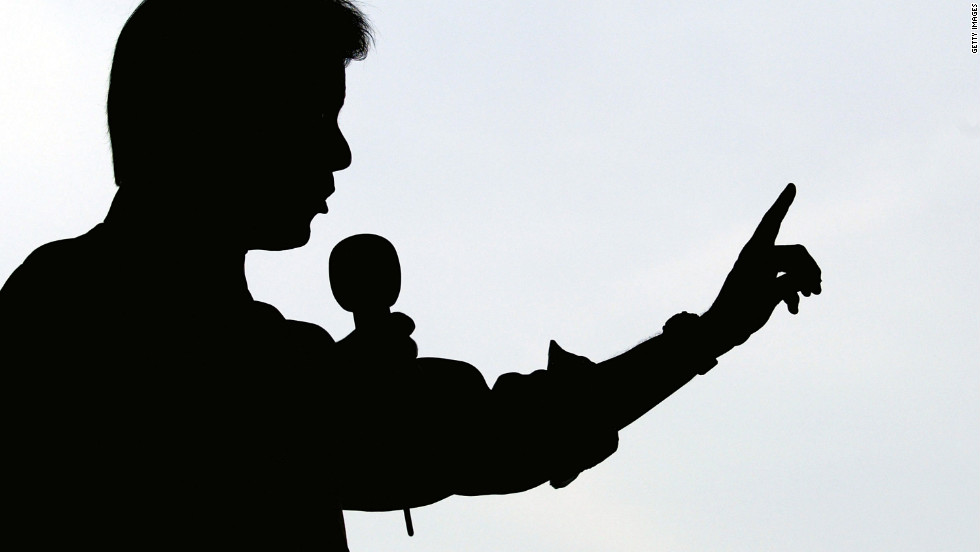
335,315,724,507
598,312,720,431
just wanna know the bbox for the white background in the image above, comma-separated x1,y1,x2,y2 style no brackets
2,1,978,551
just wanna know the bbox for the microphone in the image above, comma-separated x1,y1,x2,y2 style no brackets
329,233,401,329
328,233,415,537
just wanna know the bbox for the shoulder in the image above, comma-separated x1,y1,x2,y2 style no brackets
0,226,107,314
6,224,106,276
21,225,106,269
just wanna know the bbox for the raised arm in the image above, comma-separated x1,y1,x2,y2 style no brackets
333,185,821,509
593,183,822,431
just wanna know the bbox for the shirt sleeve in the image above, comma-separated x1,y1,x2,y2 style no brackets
335,341,618,511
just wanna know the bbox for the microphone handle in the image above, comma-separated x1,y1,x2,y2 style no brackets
352,308,390,332
351,306,415,537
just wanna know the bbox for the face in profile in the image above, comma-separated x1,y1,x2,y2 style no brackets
108,2,369,252
232,62,352,251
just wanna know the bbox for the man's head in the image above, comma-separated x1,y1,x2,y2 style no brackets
107,0,372,250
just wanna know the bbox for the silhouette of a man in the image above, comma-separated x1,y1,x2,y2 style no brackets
0,1,821,550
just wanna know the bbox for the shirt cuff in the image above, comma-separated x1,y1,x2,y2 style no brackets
545,340,619,489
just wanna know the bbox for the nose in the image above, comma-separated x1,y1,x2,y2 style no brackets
330,127,352,172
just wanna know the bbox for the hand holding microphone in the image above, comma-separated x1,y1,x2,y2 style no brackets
329,233,418,537
330,233,418,363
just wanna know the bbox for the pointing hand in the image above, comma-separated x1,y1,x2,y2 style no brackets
702,184,822,356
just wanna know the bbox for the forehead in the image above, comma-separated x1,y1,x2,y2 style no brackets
259,57,346,110
325,63,347,106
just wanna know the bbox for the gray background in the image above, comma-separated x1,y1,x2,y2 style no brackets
2,1,978,550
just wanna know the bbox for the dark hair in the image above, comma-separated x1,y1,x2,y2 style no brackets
107,0,372,187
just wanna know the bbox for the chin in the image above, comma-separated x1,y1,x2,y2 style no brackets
250,225,312,251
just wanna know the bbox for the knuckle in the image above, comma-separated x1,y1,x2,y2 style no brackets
789,243,808,255
389,312,416,333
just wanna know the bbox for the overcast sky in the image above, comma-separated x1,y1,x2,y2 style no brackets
1,1,978,551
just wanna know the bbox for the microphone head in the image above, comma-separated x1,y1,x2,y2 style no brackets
329,233,401,314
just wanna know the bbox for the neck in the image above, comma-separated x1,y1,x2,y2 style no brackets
104,186,250,303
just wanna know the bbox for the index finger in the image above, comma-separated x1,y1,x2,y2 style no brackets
747,183,796,248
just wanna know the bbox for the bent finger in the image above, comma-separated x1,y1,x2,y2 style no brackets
775,274,801,314
388,312,417,336
771,244,822,294
394,336,419,361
